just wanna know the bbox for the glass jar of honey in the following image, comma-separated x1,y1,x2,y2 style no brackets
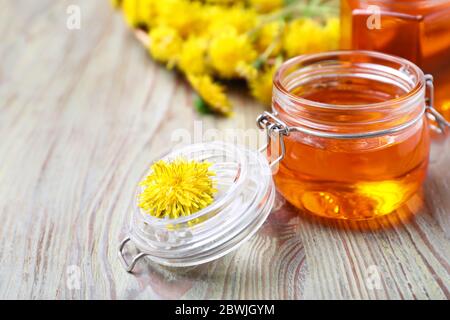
340,0,450,119
260,51,447,220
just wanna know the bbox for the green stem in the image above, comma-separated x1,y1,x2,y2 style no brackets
248,1,338,37
257,20,285,64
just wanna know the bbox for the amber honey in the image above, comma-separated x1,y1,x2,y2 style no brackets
341,0,450,120
271,51,430,220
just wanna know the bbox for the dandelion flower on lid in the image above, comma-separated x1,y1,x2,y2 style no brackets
139,158,217,219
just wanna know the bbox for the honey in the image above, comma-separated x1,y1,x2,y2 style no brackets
270,51,431,220
340,0,450,120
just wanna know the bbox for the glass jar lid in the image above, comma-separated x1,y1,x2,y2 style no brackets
119,141,275,271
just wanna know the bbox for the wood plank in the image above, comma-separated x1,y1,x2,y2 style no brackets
0,0,448,299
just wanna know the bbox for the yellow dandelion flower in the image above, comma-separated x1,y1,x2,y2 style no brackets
187,74,232,115
249,0,283,13
283,18,327,57
208,28,257,78
236,61,258,80
204,0,242,4
122,0,155,27
148,26,182,67
323,17,340,51
139,158,217,219
255,21,284,57
154,0,202,37
249,66,276,105
206,6,258,35
223,6,258,33
178,37,209,75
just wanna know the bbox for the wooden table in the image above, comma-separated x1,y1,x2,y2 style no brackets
1,0,449,300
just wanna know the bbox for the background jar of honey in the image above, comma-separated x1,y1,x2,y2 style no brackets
340,0,450,120
270,51,431,220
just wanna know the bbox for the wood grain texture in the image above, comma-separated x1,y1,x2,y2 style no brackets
0,0,449,300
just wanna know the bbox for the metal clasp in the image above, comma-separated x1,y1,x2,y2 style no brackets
118,237,148,273
257,111,289,168
425,74,449,134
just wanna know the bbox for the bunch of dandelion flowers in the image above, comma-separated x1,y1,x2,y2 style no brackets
116,0,339,115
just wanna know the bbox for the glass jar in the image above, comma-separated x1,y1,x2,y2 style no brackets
266,51,437,220
119,141,275,271
340,0,450,119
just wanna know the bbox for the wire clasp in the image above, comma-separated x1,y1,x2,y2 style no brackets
118,237,147,273
425,74,449,134
257,111,289,168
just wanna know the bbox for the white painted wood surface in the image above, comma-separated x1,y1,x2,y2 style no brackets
0,0,449,299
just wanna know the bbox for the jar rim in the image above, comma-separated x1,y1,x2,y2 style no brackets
273,50,425,112
356,0,450,8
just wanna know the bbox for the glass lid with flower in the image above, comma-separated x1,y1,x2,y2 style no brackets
119,141,276,272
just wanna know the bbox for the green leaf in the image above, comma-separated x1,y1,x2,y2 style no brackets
283,0,299,6
252,58,265,70
193,95,213,115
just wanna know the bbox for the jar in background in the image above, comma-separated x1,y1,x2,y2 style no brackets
267,51,431,220
340,0,450,120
